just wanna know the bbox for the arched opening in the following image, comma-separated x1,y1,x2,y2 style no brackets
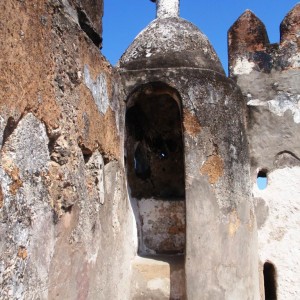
125,82,185,255
257,169,268,190
263,261,277,300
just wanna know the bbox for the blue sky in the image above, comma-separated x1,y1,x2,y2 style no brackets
102,0,298,72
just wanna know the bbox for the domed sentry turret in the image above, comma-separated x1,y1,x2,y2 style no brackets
119,16,224,73
120,1,259,299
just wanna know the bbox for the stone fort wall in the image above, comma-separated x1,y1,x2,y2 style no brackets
0,1,299,299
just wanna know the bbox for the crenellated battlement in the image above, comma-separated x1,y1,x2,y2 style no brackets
228,3,300,77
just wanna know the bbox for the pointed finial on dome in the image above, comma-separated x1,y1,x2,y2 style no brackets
153,0,180,19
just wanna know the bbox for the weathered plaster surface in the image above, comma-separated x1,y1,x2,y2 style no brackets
248,92,300,124
233,57,256,75
0,113,54,299
233,68,300,173
137,199,185,255
254,167,300,299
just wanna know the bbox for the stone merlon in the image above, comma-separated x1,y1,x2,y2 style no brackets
228,10,269,56
280,3,300,44
228,4,300,76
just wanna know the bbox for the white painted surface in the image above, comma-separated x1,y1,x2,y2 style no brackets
247,92,300,124
233,57,255,75
253,167,300,299
156,0,179,19
288,53,300,68
84,65,109,114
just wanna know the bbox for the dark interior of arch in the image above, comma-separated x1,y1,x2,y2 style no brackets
263,262,277,300
125,86,185,200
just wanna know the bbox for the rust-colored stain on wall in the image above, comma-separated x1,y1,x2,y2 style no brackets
183,109,201,137
138,199,185,254
248,209,255,232
228,210,241,237
2,158,23,195
0,185,3,209
200,154,224,184
17,246,28,260
0,2,61,129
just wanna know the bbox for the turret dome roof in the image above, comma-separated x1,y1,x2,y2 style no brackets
118,17,224,74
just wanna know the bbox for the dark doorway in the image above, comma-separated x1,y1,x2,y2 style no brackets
263,261,277,300
125,82,185,255
125,83,185,200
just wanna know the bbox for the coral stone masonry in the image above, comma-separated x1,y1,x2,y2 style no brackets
0,0,299,299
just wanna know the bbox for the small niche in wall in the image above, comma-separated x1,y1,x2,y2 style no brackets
263,261,277,300
257,169,268,190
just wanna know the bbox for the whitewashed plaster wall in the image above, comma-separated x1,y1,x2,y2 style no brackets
254,166,300,299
